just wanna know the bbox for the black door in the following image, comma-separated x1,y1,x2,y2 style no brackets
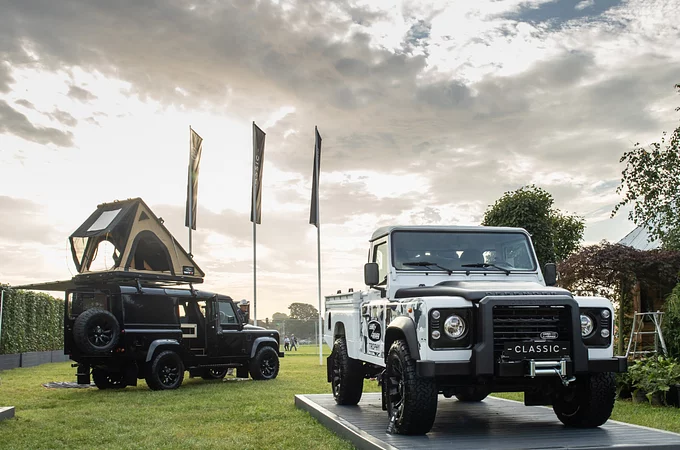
209,298,247,360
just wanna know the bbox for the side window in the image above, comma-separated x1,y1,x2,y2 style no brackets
218,301,237,326
373,242,388,284
70,292,108,316
123,294,177,324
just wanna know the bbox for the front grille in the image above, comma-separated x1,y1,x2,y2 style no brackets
492,305,571,357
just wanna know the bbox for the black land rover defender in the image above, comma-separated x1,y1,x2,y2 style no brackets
65,282,283,390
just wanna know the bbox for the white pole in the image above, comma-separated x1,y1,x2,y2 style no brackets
0,289,5,351
188,125,193,257
253,220,257,327
317,222,323,365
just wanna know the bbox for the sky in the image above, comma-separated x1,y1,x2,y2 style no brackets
1,0,679,321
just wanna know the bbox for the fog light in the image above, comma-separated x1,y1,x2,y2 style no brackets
444,315,466,339
581,314,594,337
431,330,441,340
601,328,610,338
432,310,440,320
601,309,611,319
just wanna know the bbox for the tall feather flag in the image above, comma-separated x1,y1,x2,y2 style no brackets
251,122,266,224
185,127,203,231
309,126,322,227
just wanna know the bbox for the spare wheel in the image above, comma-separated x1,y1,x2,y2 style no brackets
73,308,120,353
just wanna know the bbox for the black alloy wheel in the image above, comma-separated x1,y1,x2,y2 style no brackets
249,346,280,380
145,350,185,390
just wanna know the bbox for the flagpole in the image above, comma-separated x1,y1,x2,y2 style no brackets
0,289,5,352
188,125,193,257
317,221,322,365
253,219,257,327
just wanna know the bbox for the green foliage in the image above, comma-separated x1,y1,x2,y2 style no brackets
482,185,584,266
0,285,64,355
663,283,680,358
557,243,680,354
624,357,680,405
288,302,319,321
612,84,680,251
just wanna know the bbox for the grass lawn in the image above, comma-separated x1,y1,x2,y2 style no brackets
2,346,679,449
0,345,378,450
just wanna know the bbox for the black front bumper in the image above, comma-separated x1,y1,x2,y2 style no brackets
416,356,627,378
416,295,627,379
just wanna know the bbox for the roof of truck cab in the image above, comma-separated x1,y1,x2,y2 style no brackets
370,225,530,242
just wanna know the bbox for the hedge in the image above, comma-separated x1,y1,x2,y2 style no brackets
0,285,64,355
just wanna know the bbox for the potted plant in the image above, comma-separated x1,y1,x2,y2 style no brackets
627,359,649,403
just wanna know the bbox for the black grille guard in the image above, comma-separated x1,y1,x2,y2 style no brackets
471,295,590,375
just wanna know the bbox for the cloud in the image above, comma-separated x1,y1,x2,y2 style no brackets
0,196,59,244
1,0,679,316
576,0,595,10
49,108,78,127
14,99,35,109
67,85,97,102
0,100,74,146
0,62,13,93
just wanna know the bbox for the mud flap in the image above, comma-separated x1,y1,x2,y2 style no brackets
326,354,334,383
379,370,387,411
76,363,91,385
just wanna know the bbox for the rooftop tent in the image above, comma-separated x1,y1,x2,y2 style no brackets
69,198,204,283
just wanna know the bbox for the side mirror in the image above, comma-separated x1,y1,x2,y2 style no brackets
364,262,379,286
544,263,557,287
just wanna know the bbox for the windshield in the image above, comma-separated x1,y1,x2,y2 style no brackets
392,230,537,272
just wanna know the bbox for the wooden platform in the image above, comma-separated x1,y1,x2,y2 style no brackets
0,407,15,422
295,393,680,450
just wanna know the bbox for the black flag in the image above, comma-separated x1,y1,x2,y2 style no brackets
185,127,203,230
251,122,266,224
309,127,322,227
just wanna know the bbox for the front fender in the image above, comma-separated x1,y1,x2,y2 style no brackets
250,337,279,358
385,316,420,361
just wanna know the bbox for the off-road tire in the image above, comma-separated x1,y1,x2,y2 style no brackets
553,372,616,427
92,368,127,390
455,386,491,402
73,308,120,354
331,337,364,405
201,368,228,380
385,339,438,435
249,346,279,380
145,350,185,390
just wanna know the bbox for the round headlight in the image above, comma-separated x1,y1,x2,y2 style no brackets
601,328,610,338
580,314,594,337
431,310,440,320
601,309,611,319
444,315,466,339
431,330,441,340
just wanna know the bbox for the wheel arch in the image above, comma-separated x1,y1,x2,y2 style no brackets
385,316,420,362
251,337,279,358
145,339,182,362
333,321,346,340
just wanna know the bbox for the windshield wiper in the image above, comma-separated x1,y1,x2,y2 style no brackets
460,263,511,275
402,261,453,275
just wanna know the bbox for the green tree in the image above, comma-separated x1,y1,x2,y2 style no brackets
288,303,318,321
482,185,584,266
272,312,289,321
612,84,680,250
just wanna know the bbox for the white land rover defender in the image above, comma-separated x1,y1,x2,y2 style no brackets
324,226,627,435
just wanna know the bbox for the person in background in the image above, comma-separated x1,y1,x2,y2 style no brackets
284,335,290,351
290,334,298,351
237,299,249,324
